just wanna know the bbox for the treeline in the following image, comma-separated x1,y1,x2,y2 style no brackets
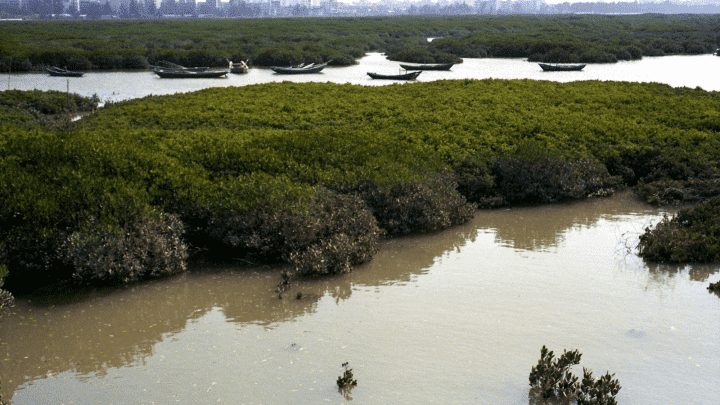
2,80,719,292
1,14,720,71
389,14,720,63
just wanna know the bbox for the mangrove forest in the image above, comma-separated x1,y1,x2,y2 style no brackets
1,78,719,294
2,14,720,71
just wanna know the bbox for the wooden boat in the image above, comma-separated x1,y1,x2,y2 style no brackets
229,60,248,74
367,71,422,80
153,69,228,78
398,63,454,71
538,63,586,71
270,62,328,74
151,61,211,72
46,67,84,77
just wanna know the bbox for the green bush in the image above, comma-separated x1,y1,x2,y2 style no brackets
529,345,621,405
355,171,474,236
182,174,382,275
57,210,188,283
0,264,13,312
453,153,497,206
492,143,616,205
637,197,720,263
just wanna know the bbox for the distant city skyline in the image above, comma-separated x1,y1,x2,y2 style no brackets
330,0,714,3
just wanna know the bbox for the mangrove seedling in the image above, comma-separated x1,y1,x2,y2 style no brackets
709,280,720,294
276,270,292,298
529,345,621,404
337,362,357,389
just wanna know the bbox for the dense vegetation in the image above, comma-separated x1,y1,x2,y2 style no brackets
422,14,720,63
1,79,719,292
1,14,719,71
638,197,720,263
529,346,621,404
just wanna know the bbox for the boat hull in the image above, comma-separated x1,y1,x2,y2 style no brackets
538,63,586,71
46,67,84,77
367,71,422,80
398,63,454,71
270,64,327,74
153,69,228,78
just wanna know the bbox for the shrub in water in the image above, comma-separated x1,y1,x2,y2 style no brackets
529,345,621,405
197,176,382,275
57,210,188,283
453,153,502,208
337,362,357,389
637,197,720,263
355,171,475,236
0,265,13,312
288,190,382,275
493,143,616,205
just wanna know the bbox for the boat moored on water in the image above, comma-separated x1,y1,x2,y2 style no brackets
367,71,422,80
538,63,586,71
151,60,228,78
153,69,228,78
270,62,329,74
398,63,454,71
229,60,249,74
46,67,84,77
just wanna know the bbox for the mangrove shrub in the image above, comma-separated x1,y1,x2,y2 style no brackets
637,197,720,263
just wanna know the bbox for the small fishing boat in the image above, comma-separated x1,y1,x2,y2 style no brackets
398,63,454,71
538,63,586,71
270,62,328,74
367,71,422,80
229,60,248,74
150,61,211,72
46,67,84,77
153,69,228,78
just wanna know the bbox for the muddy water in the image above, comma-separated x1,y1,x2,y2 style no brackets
1,192,719,404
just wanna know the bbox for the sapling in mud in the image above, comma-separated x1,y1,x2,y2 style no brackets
337,362,357,389
275,271,292,298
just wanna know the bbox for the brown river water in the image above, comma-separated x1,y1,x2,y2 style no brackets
1,192,719,404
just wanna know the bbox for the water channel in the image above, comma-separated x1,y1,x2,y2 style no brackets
1,193,719,404
4,52,720,103
1,53,720,404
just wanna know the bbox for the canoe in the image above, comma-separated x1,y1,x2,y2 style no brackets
47,67,84,77
153,69,228,78
398,63,454,71
367,71,422,80
270,63,328,74
538,63,586,71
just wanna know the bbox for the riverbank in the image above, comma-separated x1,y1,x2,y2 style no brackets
1,80,718,293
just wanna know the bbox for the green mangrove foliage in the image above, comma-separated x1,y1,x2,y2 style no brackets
2,78,720,291
337,362,358,390
638,197,720,263
3,14,720,71
0,266,11,405
389,14,720,63
529,345,621,404
57,210,188,283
